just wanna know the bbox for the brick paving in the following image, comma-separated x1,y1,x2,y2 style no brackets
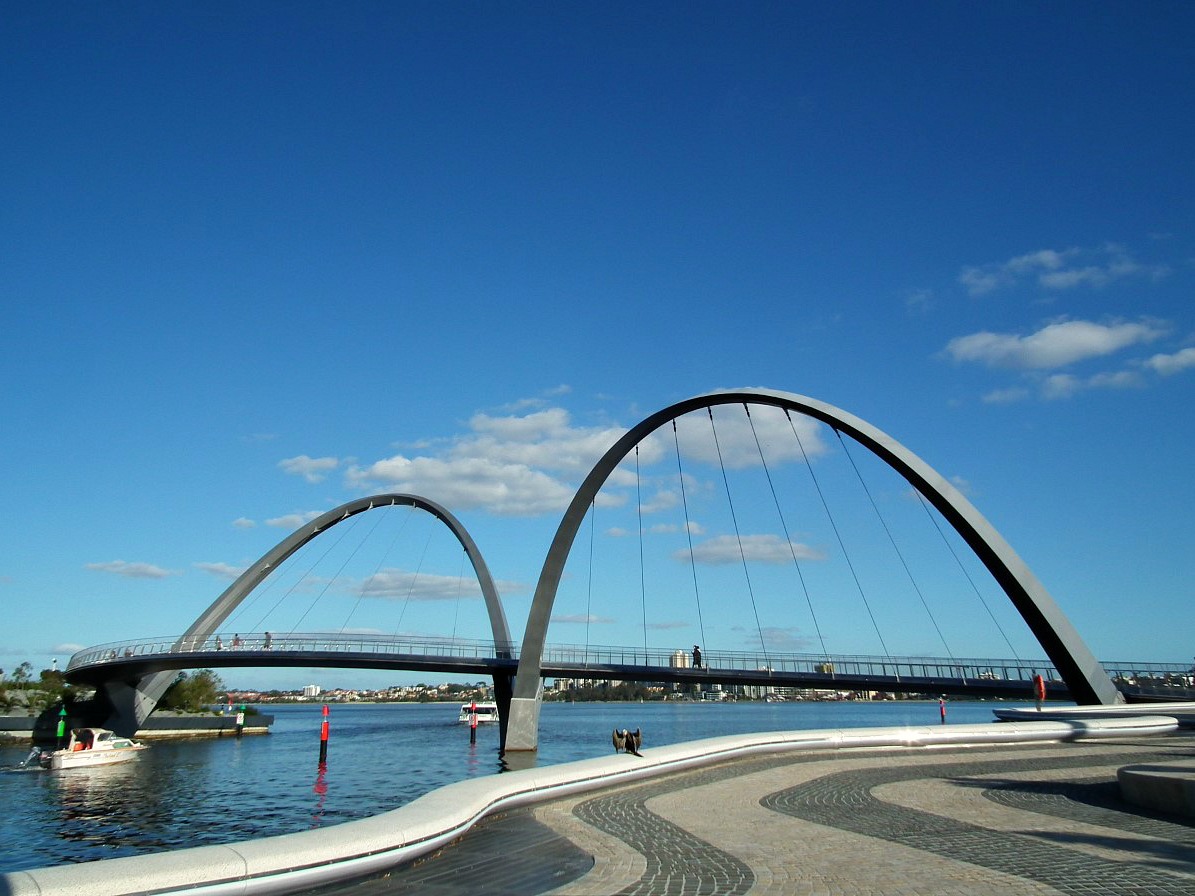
311,733,1195,896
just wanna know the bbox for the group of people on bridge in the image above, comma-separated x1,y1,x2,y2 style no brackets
213,633,272,651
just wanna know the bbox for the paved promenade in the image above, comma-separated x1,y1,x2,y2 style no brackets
332,733,1195,896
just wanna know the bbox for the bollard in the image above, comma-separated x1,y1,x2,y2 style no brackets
939,697,946,725
469,701,477,744
235,704,245,737
319,704,330,765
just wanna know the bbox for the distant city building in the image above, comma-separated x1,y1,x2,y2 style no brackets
302,684,322,698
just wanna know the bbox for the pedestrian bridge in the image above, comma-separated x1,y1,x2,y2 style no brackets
66,631,1195,704
63,389,1194,751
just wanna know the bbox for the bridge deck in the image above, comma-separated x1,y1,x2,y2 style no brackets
64,633,1195,701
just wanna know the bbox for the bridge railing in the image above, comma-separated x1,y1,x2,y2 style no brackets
539,642,1063,684
66,632,518,672
67,634,1193,690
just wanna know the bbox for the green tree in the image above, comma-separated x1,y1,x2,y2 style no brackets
159,669,225,712
11,662,33,689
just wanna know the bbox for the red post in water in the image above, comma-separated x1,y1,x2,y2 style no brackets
939,697,946,725
469,700,477,744
318,704,330,765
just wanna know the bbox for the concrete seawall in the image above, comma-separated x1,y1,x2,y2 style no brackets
0,714,274,742
2,715,1179,896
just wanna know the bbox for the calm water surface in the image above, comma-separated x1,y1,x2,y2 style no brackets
0,700,1031,872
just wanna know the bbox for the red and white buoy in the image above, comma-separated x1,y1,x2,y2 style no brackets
318,704,330,765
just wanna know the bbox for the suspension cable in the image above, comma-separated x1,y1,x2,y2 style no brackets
635,445,648,655
744,404,830,660
913,489,1023,662
392,528,434,636
585,498,595,663
449,546,466,643
285,508,385,633
707,407,770,667
672,419,708,656
836,430,959,672
784,409,894,670
251,509,364,635
341,499,411,633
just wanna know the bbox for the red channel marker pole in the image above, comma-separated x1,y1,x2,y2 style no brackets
319,704,330,765
939,697,947,725
469,701,477,744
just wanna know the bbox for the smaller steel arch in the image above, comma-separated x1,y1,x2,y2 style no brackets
105,494,512,735
503,389,1120,751
176,493,513,656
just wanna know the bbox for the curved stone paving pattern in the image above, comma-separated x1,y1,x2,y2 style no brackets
285,737,1195,896
981,775,1195,846
571,763,762,896
760,749,1195,895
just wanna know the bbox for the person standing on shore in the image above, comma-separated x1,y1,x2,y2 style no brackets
1033,673,1046,710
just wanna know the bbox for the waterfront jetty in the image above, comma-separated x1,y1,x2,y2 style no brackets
0,711,273,744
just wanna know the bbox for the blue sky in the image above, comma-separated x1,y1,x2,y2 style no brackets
3,4,1192,691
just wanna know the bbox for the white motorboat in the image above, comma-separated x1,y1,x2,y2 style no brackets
39,727,148,770
457,702,498,724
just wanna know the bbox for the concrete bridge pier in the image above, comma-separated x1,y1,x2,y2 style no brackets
100,671,175,737
492,672,515,753
503,681,543,753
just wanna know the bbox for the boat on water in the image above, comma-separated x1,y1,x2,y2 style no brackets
457,702,498,724
39,728,148,770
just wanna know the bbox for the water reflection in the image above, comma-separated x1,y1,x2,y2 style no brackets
2,700,1026,872
54,762,140,822
311,764,328,828
499,751,538,773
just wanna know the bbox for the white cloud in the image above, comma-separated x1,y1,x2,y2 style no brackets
52,642,85,654
266,511,323,529
85,560,175,579
350,454,578,516
345,393,830,518
1041,369,1143,400
194,562,246,580
728,624,813,651
357,569,483,601
355,569,526,600
232,517,256,529
904,288,933,312
944,319,1165,370
646,620,691,630
981,387,1031,404
279,455,339,483
551,613,617,624
1145,346,1195,376
959,245,1167,296
682,534,824,565
757,626,815,651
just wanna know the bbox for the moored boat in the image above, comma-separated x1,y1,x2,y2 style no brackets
39,728,148,770
457,702,498,724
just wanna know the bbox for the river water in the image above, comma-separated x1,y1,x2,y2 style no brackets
0,699,1031,872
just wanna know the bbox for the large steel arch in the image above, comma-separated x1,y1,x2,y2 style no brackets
504,389,1121,750
102,494,513,735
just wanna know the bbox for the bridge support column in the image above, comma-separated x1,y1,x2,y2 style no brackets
101,671,176,737
503,685,543,752
493,672,514,754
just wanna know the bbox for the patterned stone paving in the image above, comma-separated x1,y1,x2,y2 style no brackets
306,734,1195,896
761,750,1195,895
